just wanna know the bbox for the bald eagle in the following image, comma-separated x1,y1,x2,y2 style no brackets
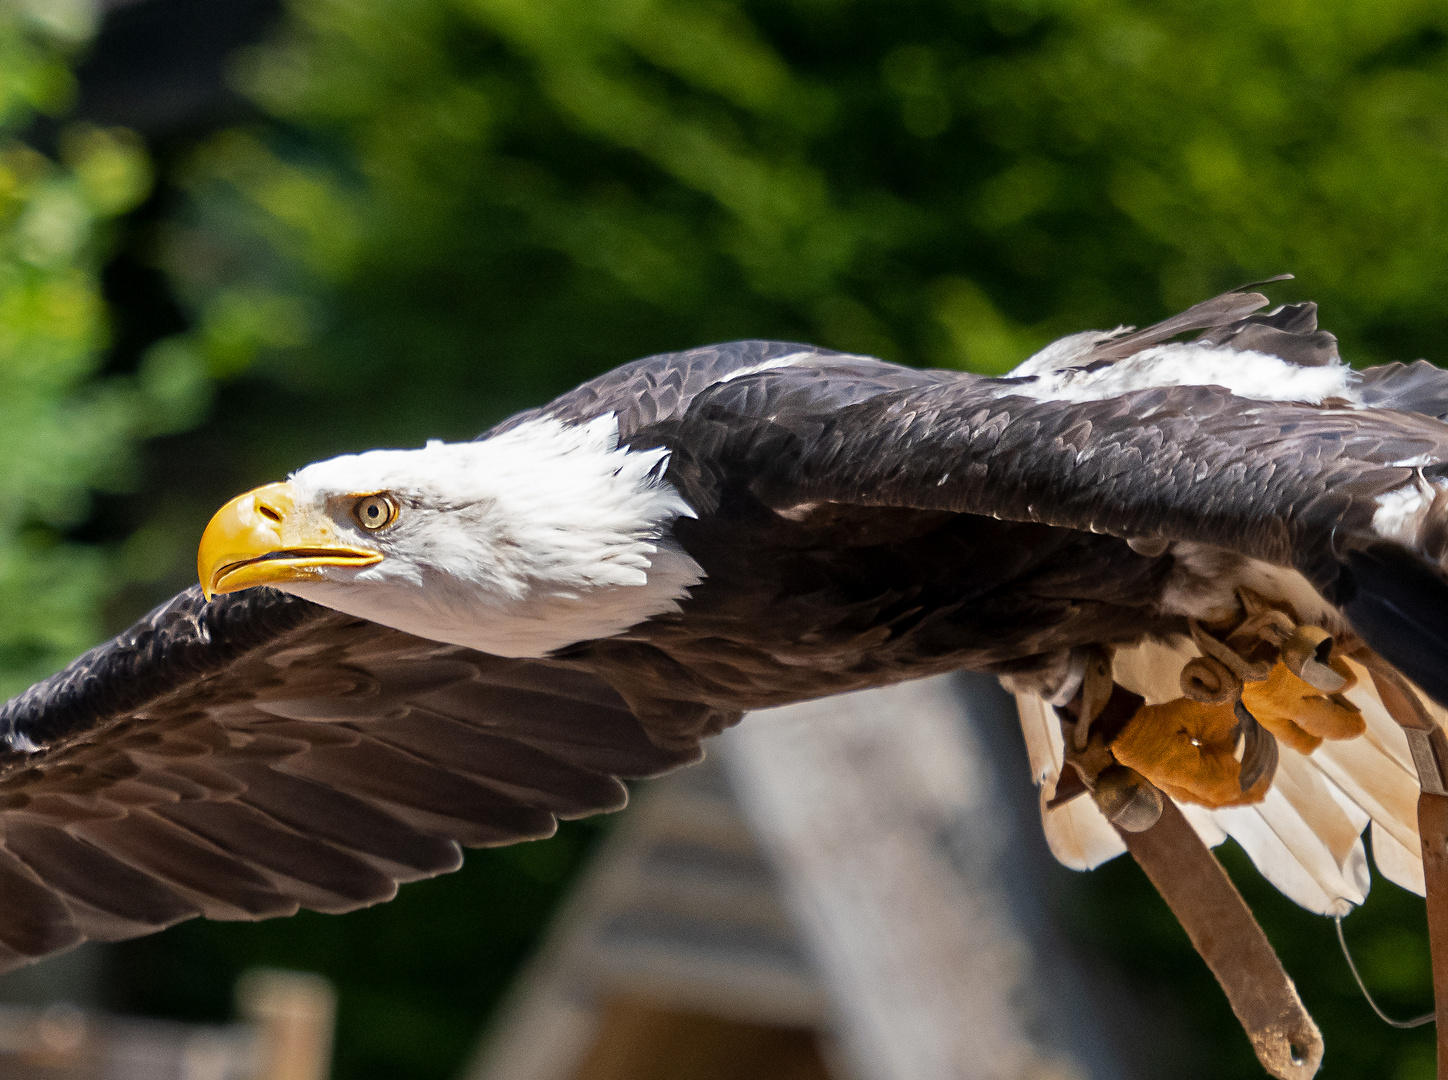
0,280,1441,991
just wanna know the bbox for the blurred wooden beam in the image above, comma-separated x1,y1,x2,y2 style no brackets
237,969,335,1080
566,994,829,1080
722,675,1128,1080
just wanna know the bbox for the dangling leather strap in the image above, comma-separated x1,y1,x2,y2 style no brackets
1419,793,1448,1076
1362,658,1448,1076
1364,660,1448,795
1117,800,1323,1079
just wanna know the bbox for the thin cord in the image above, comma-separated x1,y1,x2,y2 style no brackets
1334,913,1436,1029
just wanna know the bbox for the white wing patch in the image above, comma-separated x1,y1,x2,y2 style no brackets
1006,341,1360,406
1371,476,1448,545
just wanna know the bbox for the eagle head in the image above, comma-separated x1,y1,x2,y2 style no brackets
196,416,702,657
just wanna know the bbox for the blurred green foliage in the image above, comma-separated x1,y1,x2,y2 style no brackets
144,2,1448,1077
0,0,207,698
139,3,1448,1076
6,0,1448,1078
162,0,1448,456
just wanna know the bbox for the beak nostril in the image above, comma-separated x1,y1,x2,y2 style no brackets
257,504,283,524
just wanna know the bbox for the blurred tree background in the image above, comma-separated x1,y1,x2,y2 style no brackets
4,0,1448,1077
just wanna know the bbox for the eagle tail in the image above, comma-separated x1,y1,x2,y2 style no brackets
1016,691,1127,870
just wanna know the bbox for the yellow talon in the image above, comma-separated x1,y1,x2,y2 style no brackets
1241,660,1364,743
1110,697,1273,808
1106,651,1363,810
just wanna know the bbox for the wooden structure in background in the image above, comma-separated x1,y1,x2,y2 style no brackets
463,674,1140,1080
568,996,829,1080
461,744,842,1080
237,970,335,1080
0,968,333,1080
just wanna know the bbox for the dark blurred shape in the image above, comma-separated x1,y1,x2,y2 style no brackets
563,1000,829,1080
78,0,281,138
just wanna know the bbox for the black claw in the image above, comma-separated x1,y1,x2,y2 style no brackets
1234,700,1279,792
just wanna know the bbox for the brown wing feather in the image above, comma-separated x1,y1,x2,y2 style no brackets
1091,282,1286,361
0,590,699,972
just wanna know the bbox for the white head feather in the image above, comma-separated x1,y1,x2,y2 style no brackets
275,414,703,657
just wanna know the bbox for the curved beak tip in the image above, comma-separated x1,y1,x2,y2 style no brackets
198,484,289,598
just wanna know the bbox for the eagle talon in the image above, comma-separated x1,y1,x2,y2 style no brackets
1108,615,1363,808
1189,619,1272,684
1234,701,1279,792
1280,626,1349,693
1241,659,1363,745
1109,694,1276,808
1072,647,1115,750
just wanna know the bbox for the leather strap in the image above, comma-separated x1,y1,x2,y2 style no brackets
1419,793,1448,1075
1366,660,1448,795
1362,656,1448,1076
1118,800,1323,1079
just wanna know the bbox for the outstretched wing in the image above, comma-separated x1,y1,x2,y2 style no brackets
0,586,698,972
612,287,1448,922
647,293,1448,703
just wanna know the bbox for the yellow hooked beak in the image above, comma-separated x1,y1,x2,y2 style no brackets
198,481,383,600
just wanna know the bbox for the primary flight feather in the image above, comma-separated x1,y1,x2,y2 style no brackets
0,281,1441,970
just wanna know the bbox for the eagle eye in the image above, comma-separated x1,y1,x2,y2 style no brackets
353,494,398,531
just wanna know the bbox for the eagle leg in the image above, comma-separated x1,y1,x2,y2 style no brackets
1057,679,1166,832
1051,624,1330,1077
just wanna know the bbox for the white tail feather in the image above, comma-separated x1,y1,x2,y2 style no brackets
1015,690,1062,786
1371,820,1426,895
1039,783,1126,870
1211,752,1369,915
1340,659,1418,774
1176,801,1229,847
1274,750,1370,872
1015,690,1126,868
1316,660,1424,891
1309,735,1419,855
1212,796,1365,915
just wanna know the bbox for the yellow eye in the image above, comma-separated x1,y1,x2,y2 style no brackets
353,494,398,531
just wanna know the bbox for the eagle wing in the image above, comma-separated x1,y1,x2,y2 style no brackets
614,291,1448,918
0,586,697,971
653,332,1448,704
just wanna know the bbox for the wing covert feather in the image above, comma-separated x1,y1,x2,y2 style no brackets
666,374,1448,596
